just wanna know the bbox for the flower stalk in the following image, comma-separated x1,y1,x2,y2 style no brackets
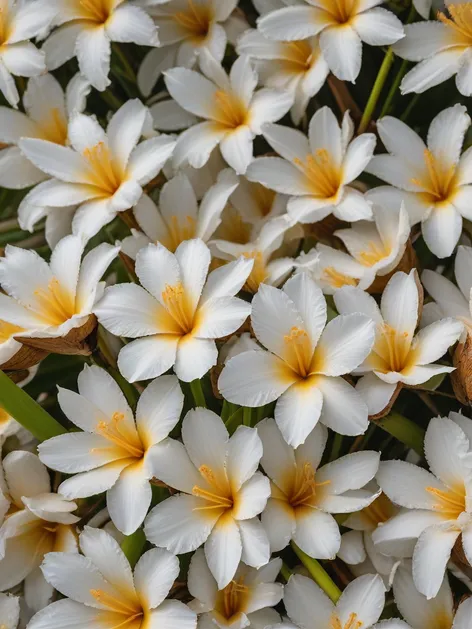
291,542,342,602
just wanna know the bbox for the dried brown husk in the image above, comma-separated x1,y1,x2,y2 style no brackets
0,345,48,371
451,329,472,405
368,383,403,421
15,314,98,357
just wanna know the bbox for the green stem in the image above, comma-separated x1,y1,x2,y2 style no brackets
358,48,396,134
378,5,417,118
375,411,424,456
400,93,420,122
99,89,123,111
0,370,66,441
330,433,343,460
291,542,341,603
243,407,252,427
190,379,206,408
113,44,136,83
280,561,293,583
121,529,146,568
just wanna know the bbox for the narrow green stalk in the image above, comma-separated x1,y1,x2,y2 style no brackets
375,411,425,456
99,89,123,111
330,433,343,460
280,561,293,582
113,44,136,82
121,529,146,568
190,379,206,408
379,5,417,118
222,400,238,423
225,407,243,435
400,93,420,121
243,407,252,427
0,370,66,441
291,542,342,603
358,48,396,134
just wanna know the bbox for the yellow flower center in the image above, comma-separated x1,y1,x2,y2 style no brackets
78,0,114,22
283,326,313,378
251,182,277,218
90,589,143,624
215,577,250,621
279,40,316,73
213,91,249,129
331,612,363,629
161,282,195,334
162,215,196,252
323,267,359,289
361,492,395,527
426,484,466,519
192,465,234,513
40,108,69,145
95,412,144,459
0,319,25,342
294,150,342,199
0,6,12,45
356,241,389,267
370,323,413,374
173,0,213,41
242,251,268,293
83,141,122,196
411,149,458,204
438,3,472,45
33,278,76,326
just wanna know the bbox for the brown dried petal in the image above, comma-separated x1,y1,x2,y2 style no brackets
15,315,98,357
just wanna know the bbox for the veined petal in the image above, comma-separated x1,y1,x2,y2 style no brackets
258,6,332,40
319,25,362,82
107,99,147,173
118,335,180,383
127,135,176,186
261,497,296,552
136,375,183,450
400,49,464,95
380,270,419,338
337,574,385,628
228,425,264,492
317,376,369,435
18,138,89,184
204,513,242,589
246,156,307,195
76,26,111,92
275,379,323,447
376,460,445,509
293,508,341,558
413,523,460,599
134,548,180,610
421,204,462,259
284,574,334,629
107,462,152,535
149,438,202,494
411,318,463,365
164,67,218,118
174,336,218,382
424,416,472,491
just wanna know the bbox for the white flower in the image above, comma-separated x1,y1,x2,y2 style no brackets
42,0,159,91
393,6,472,96
246,107,376,224
219,272,375,447
390,564,469,629
283,573,385,629
374,415,472,598
0,367,37,446
38,367,184,535
229,176,288,228
296,203,410,295
164,52,293,174
211,215,297,294
334,270,463,417
0,73,90,192
145,408,271,589
422,245,472,328
121,169,239,259
256,0,404,82
237,31,329,125
27,527,196,629
338,486,400,587
0,235,118,365
0,0,56,108
95,238,253,383
0,451,79,611
18,99,175,240
258,418,380,558
366,105,472,259
0,593,20,629
137,0,246,97
188,550,283,629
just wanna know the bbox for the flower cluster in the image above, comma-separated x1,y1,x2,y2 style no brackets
0,0,472,628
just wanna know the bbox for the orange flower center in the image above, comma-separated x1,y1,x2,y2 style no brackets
173,0,213,41
294,150,342,199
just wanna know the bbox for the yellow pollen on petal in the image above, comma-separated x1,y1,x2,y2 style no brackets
40,107,69,145
173,0,213,41
78,0,113,22
331,612,363,629
82,141,122,195
242,251,268,293
214,577,250,621
283,326,313,378
410,148,458,204
161,282,194,333
94,412,144,459
426,485,466,519
213,91,248,128
90,589,143,617
294,150,342,199
33,278,76,326
164,214,197,252
0,319,25,343
323,267,359,289
438,3,472,44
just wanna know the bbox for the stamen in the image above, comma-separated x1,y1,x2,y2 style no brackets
33,278,76,326
79,0,109,22
289,462,330,508
90,589,142,616
294,150,341,199
283,327,312,377
426,485,466,518
357,241,388,266
438,3,472,42
161,282,193,333
375,324,411,373
330,612,363,629
242,251,268,293
323,267,358,289
410,149,457,202
166,215,196,251
173,0,212,38
83,142,121,194
94,412,144,458
192,465,233,511
213,91,248,128
223,578,249,619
